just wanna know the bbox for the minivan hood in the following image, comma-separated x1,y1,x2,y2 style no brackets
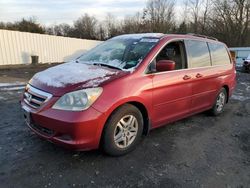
29,62,127,96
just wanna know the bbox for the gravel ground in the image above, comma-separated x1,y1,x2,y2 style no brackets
0,66,250,188
0,63,60,83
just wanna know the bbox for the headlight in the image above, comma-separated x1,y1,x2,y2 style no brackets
52,88,103,111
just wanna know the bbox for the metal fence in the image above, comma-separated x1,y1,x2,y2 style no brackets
0,29,101,65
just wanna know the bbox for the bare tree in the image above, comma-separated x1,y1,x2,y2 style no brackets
201,0,212,33
74,13,98,39
122,12,146,33
1,0,250,46
96,24,106,40
104,13,122,38
188,0,201,33
211,0,250,46
184,0,212,33
143,0,175,33
46,23,72,36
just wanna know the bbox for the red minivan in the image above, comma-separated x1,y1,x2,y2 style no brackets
21,33,236,156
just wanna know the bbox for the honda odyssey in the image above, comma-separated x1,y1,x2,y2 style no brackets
21,33,236,156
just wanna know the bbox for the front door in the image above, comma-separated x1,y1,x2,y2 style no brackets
150,40,192,127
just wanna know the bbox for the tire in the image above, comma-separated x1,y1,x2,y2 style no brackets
241,66,247,73
102,104,143,156
247,66,250,73
210,88,227,116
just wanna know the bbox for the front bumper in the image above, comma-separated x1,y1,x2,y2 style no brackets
21,100,106,151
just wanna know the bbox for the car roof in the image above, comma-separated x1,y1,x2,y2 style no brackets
112,33,223,44
161,34,222,43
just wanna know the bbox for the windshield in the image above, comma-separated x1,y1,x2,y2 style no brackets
78,38,159,70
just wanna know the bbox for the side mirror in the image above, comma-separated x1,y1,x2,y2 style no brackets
156,60,176,72
242,58,245,61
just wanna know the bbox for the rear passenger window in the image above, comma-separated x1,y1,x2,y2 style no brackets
186,40,211,68
208,43,231,65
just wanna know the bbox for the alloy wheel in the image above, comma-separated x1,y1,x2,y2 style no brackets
216,92,226,112
114,115,138,149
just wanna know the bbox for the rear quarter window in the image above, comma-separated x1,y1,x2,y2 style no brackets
208,43,231,65
186,40,211,68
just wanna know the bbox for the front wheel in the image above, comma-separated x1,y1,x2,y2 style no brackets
210,88,227,116
102,104,143,156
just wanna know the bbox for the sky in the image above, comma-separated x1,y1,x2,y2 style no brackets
0,0,183,25
0,0,145,25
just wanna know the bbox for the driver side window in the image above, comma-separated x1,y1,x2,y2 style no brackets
155,41,187,72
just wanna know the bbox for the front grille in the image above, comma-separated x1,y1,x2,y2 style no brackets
24,84,52,109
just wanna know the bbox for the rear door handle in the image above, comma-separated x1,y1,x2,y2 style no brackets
196,73,203,78
183,75,192,80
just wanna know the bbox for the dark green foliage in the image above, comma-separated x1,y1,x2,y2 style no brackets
0,18,45,34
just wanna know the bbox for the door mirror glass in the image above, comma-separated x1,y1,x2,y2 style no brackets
156,60,175,72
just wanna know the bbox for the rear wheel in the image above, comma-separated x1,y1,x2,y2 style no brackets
102,104,143,156
241,65,247,73
210,88,227,116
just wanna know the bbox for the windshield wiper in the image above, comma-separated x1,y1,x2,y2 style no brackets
93,63,123,70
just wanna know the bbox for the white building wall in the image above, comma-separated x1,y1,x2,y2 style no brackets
0,29,102,65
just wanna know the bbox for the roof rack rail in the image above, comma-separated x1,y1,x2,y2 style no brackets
187,33,218,41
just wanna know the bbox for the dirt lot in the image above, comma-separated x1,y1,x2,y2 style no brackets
0,65,250,188
0,63,60,83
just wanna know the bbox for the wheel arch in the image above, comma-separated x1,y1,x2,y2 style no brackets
222,85,229,103
99,100,151,148
105,100,151,135
127,101,151,135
